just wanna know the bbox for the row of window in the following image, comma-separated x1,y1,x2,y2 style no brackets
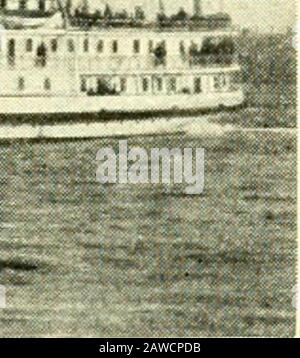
12,38,150,55
8,39,164,55
138,76,203,93
4,36,235,57
14,74,231,93
80,76,203,95
0,0,47,11
17,77,51,91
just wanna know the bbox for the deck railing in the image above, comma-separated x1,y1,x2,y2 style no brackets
69,18,233,32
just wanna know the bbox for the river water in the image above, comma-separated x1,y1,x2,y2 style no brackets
0,126,297,337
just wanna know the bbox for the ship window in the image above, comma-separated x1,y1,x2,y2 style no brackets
0,0,7,9
44,78,51,91
18,77,25,91
148,40,153,53
112,40,118,54
67,39,75,52
213,74,226,90
142,78,149,92
133,40,140,54
120,78,127,92
194,77,202,94
213,76,220,89
167,77,177,93
19,0,26,11
179,41,186,56
153,76,163,92
157,77,163,91
39,0,45,12
51,39,58,52
26,39,33,52
8,39,16,66
97,40,104,53
81,78,87,92
83,38,89,52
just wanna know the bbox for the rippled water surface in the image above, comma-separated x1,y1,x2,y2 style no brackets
0,128,297,337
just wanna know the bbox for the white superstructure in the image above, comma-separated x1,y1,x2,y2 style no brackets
0,0,244,116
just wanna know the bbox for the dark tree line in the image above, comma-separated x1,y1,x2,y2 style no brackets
237,31,296,85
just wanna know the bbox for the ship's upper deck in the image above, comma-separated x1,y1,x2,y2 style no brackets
68,13,232,33
0,1,233,33
0,14,233,32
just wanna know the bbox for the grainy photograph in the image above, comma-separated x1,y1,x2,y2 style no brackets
0,0,297,338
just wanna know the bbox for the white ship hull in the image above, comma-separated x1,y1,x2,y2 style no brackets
0,91,244,139
0,90,244,115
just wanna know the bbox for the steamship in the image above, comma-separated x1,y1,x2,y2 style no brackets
0,0,244,122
